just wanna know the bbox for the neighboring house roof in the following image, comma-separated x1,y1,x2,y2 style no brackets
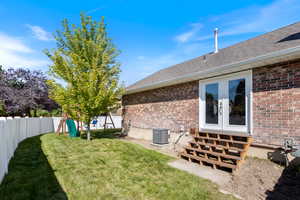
126,22,300,94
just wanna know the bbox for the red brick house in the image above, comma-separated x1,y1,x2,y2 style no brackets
122,22,300,151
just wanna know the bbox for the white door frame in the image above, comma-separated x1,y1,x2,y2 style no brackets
199,70,252,134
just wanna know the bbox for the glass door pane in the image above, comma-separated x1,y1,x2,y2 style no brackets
228,79,246,125
205,83,219,124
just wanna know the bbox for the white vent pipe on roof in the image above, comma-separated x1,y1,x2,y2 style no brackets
214,28,219,53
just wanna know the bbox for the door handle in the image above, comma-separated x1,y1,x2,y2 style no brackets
219,101,223,115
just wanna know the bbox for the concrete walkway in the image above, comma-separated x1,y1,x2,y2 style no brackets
168,160,243,199
168,159,231,186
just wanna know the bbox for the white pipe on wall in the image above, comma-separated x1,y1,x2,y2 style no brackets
214,28,219,53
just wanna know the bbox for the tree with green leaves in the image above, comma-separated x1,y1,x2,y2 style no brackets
46,13,124,140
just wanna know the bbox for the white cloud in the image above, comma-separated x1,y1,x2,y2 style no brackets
122,42,209,86
195,34,214,42
0,32,50,68
224,0,300,36
140,43,207,71
0,33,33,53
180,0,300,42
26,24,53,41
0,51,49,68
174,23,202,43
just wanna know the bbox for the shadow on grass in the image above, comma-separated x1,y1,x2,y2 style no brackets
265,158,300,200
80,128,122,140
0,135,67,200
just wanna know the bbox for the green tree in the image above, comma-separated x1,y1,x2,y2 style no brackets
46,13,124,140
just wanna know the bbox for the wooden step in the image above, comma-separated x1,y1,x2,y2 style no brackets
189,141,245,152
180,130,253,172
185,146,242,160
195,135,248,144
180,152,237,169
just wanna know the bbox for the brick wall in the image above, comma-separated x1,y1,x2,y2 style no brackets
252,59,300,145
123,59,300,146
122,81,199,132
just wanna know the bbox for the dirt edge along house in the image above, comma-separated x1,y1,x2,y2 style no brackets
122,22,300,163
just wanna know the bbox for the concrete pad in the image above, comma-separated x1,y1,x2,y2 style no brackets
121,137,178,158
168,159,231,186
168,159,244,199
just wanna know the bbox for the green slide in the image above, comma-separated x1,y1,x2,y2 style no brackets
66,119,79,137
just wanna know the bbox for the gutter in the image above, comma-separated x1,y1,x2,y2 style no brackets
125,45,300,95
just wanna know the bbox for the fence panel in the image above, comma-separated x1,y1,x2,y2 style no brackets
0,117,54,184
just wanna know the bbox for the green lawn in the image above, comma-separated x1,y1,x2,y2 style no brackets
0,130,235,200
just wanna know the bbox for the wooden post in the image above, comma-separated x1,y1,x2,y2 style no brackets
104,114,107,130
55,113,68,135
56,119,64,135
108,113,115,128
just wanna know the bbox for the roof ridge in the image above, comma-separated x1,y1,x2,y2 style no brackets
176,21,300,66
127,21,300,91
161,21,300,71
217,21,300,52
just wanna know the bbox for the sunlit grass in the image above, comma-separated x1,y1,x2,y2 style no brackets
0,130,235,200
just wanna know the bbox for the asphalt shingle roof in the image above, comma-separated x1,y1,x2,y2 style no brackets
127,22,300,91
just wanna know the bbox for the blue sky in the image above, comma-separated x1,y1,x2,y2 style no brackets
1,0,300,86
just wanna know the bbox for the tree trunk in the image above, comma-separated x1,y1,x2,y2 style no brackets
76,120,80,136
87,123,91,141
26,107,31,117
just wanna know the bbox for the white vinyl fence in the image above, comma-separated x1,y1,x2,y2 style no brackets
0,117,54,183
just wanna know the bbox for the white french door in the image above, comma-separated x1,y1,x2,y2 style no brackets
199,71,252,133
